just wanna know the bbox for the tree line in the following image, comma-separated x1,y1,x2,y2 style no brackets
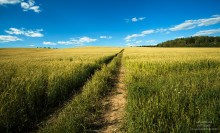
156,36,220,47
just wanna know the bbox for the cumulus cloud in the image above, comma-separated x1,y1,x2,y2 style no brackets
131,17,138,22
124,29,154,42
169,15,220,31
78,37,97,43
21,0,41,13
43,41,56,45
0,35,22,42
100,36,112,39
0,0,21,5
193,28,220,36
0,0,41,13
125,17,146,23
57,36,97,45
5,28,44,37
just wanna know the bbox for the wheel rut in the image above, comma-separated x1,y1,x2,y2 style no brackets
99,57,126,133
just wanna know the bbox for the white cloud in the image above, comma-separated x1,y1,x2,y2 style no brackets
79,37,97,43
193,28,220,36
100,36,112,39
169,15,220,31
156,28,168,33
198,17,220,26
21,0,41,13
57,36,97,45
0,35,22,42
0,0,41,13
29,6,40,12
5,28,44,37
169,20,196,31
131,17,138,22
21,1,29,8
100,36,106,39
141,29,154,34
57,41,73,45
124,15,220,44
29,44,35,47
0,0,21,5
124,34,144,42
126,17,146,23
43,41,56,45
5,28,23,34
25,30,43,37
126,39,157,46
139,17,146,21
124,29,154,42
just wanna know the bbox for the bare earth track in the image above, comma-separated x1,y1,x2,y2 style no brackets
99,62,126,133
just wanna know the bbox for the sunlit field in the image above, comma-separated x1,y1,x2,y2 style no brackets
0,47,121,132
1,0,220,132
124,48,220,132
0,47,220,132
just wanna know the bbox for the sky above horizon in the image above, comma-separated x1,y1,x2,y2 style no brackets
1,0,220,48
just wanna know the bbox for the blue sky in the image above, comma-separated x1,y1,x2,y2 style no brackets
0,0,220,48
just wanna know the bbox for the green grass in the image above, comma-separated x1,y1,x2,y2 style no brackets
124,48,220,132
1,47,220,132
38,51,122,133
0,47,121,132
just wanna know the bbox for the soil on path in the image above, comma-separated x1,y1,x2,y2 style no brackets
99,64,126,133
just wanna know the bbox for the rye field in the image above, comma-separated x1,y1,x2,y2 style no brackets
0,47,220,132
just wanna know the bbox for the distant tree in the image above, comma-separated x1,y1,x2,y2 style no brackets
157,36,220,47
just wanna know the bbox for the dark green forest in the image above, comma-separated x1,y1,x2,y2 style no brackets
156,36,220,47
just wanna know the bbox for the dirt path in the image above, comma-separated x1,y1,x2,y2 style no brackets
99,62,126,133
